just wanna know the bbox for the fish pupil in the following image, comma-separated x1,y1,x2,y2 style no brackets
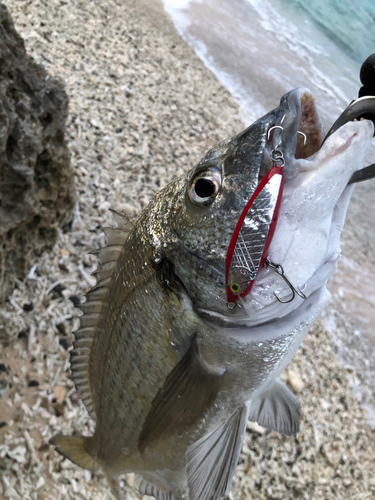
195,178,215,198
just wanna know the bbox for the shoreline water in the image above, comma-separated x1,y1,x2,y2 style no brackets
162,0,361,126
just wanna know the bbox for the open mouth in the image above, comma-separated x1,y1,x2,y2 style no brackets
262,90,375,184
260,89,324,183
294,92,324,159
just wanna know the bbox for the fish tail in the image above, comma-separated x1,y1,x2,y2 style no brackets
49,434,100,471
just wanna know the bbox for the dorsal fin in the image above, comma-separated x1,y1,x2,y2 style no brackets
71,210,134,419
109,208,134,232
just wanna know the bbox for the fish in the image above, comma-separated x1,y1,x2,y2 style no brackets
50,87,374,500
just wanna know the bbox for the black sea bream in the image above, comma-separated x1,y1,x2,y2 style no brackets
50,88,374,500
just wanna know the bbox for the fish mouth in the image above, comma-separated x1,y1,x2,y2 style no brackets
262,89,375,184
261,88,325,183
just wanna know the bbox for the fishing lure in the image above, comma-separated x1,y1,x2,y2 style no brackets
225,126,285,308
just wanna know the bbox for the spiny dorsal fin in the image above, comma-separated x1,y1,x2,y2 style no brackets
109,208,134,232
71,210,134,419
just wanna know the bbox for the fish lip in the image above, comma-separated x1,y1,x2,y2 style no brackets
196,288,318,330
261,88,325,183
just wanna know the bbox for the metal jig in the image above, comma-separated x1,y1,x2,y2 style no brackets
265,259,307,303
225,125,308,308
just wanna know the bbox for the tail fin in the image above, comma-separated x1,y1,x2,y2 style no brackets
49,434,100,471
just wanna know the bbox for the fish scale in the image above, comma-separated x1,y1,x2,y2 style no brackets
91,230,178,462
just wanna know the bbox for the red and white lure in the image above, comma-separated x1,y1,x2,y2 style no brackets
225,125,289,308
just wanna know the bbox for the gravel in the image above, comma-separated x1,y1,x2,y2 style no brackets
0,0,374,499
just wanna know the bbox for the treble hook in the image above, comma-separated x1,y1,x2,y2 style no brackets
265,259,307,303
267,125,284,141
267,126,307,145
297,131,307,145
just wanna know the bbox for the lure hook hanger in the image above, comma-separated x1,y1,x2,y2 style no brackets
267,127,307,168
267,125,285,167
265,259,307,303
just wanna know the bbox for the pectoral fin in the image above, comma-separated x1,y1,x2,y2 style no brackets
138,336,222,452
186,402,251,500
248,379,300,436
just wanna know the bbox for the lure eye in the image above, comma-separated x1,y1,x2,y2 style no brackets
230,283,241,295
188,168,221,205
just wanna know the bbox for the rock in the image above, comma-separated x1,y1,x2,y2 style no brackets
0,4,76,301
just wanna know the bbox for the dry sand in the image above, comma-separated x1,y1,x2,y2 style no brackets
0,0,374,499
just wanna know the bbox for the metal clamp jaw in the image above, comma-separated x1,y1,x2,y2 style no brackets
323,96,375,185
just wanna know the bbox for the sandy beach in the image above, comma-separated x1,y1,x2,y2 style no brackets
0,0,374,499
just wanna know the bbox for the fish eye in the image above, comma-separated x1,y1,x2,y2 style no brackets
188,168,221,205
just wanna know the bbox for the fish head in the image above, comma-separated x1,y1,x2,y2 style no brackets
147,101,277,305
148,88,374,324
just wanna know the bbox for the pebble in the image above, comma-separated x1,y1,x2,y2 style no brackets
0,380,9,397
53,402,65,417
22,302,34,312
53,385,67,404
69,295,81,306
115,202,138,219
69,390,81,404
126,473,135,488
59,338,70,350
287,369,304,393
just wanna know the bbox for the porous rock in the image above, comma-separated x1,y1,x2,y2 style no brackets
0,3,75,301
